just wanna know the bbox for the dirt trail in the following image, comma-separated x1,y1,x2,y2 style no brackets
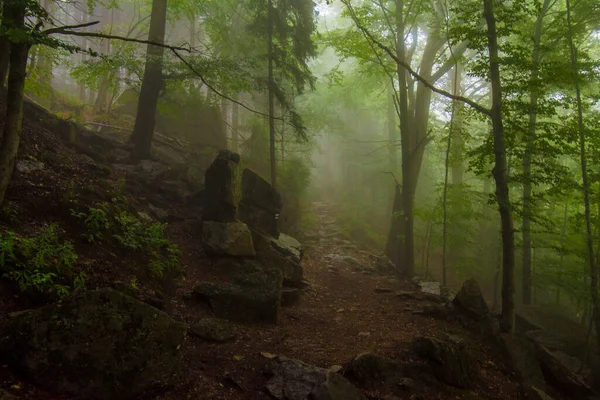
167,202,521,400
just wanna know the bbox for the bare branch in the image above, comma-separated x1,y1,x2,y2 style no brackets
43,21,100,35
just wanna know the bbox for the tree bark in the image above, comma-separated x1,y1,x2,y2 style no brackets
394,0,414,277
267,0,276,188
387,83,398,174
129,0,168,159
0,1,11,89
0,2,28,207
442,63,460,287
565,0,600,360
483,0,515,333
522,0,551,305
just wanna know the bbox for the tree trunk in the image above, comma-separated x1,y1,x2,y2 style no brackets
451,63,464,186
129,0,168,159
566,0,600,360
267,0,276,188
483,0,515,334
387,83,398,174
0,3,28,207
442,64,460,287
232,100,239,152
394,0,415,277
385,183,404,268
522,0,551,306
0,1,11,90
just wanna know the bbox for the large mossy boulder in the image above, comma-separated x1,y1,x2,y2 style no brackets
452,279,489,321
0,289,187,400
252,229,304,286
265,357,366,400
201,220,255,257
238,168,282,237
412,336,479,389
193,266,283,323
203,150,241,222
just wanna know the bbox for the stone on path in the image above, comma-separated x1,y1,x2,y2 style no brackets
265,357,365,400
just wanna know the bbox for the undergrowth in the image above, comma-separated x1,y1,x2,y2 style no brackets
71,197,181,279
0,224,85,299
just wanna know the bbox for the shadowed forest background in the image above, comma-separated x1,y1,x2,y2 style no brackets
0,0,598,399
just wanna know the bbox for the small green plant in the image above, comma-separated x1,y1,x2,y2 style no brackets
73,202,182,279
1,202,19,224
71,203,111,243
0,225,85,298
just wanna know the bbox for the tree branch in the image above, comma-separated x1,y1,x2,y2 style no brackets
46,30,193,52
42,21,100,35
170,49,293,125
342,0,491,117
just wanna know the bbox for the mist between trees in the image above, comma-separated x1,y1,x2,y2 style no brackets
0,0,599,340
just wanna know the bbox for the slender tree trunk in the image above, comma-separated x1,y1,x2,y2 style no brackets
387,83,398,174
522,0,551,305
566,0,600,359
394,0,414,276
129,0,168,159
451,64,464,186
267,0,276,188
442,66,460,287
484,0,515,333
0,3,28,207
232,100,239,152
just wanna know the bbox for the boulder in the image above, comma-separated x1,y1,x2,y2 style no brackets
265,357,366,400
500,333,545,388
193,267,283,324
201,220,255,257
281,287,300,306
536,345,593,399
418,281,441,295
16,159,45,174
271,233,304,264
238,168,282,237
252,230,303,286
412,335,478,389
452,279,489,321
190,318,236,342
0,289,186,400
345,353,402,386
203,150,241,222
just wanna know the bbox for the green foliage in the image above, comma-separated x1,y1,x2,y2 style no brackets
72,201,182,279
0,225,85,298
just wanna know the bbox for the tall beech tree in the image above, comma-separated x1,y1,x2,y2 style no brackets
129,0,168,159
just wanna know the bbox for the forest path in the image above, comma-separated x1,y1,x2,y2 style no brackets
169,201,519,400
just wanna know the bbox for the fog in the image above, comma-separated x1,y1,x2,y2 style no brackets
4,0,600,387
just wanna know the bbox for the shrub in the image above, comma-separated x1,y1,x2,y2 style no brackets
0,224,85,298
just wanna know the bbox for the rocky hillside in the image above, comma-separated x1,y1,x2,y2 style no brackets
0,100,596,400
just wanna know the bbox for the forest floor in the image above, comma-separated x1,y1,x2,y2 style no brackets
0,98,524,399
160,201,522,400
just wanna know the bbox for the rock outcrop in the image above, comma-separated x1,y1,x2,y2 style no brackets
412,335,479,389
0,289,187,400
203,150,241,222
452,278,489,321
265,357,365,400
193,265,283,323
201,220,255,257
238,168,282,238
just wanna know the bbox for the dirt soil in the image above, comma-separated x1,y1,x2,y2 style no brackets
0,100,524,400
